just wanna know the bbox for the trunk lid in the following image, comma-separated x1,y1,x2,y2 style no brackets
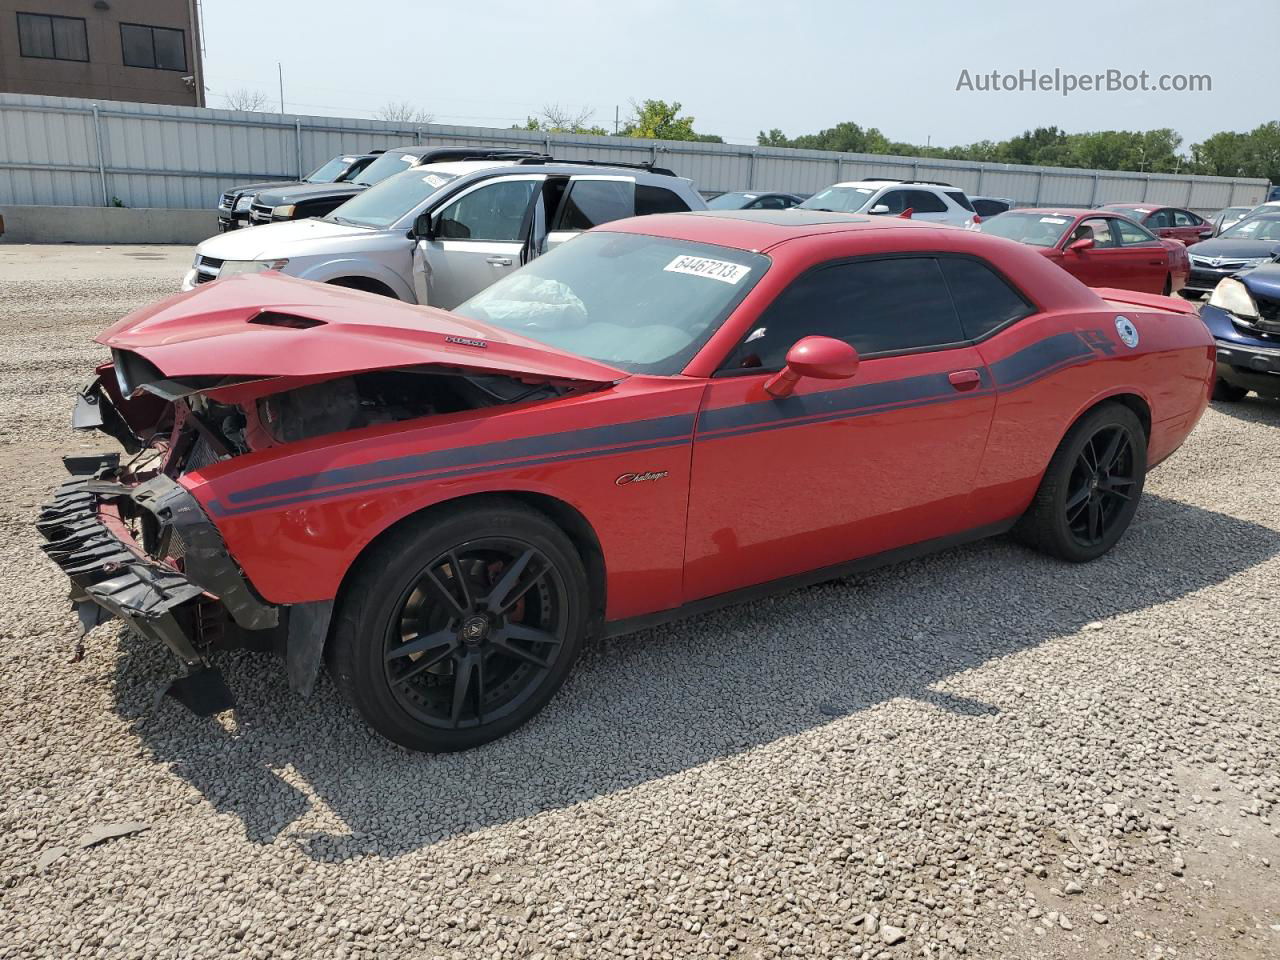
98,272,625,390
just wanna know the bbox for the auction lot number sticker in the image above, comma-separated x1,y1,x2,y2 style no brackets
664,255,752,284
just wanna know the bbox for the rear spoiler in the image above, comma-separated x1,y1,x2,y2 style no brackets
1092,287,1200,316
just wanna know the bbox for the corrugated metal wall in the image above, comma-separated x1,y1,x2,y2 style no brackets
0,92,1270,214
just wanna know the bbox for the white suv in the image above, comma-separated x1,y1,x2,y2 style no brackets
798,179,978,228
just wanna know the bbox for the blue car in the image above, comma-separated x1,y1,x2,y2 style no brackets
1200,259,1280,400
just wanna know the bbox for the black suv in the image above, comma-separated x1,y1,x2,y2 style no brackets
247,147,547,227
217,152,380,231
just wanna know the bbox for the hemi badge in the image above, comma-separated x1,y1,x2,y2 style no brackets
445,335,487,348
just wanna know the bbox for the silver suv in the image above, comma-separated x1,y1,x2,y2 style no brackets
184,158,706,308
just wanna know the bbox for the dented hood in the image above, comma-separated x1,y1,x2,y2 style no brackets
98,273,626,387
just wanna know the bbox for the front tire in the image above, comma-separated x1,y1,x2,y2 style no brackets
1014,403,1147,562
1212,379,1249,402
330,501,589,752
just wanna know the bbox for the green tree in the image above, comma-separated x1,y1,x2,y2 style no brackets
618,100,720,142
512,104,608,136
757,128,790,147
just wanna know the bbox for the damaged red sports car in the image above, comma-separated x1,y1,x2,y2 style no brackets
38,211,1215,751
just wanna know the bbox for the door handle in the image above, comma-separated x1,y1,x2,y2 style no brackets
948,369,983,391
486,256,513,266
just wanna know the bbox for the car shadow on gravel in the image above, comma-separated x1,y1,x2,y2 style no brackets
1210,393,1280,425
109,492,1280,856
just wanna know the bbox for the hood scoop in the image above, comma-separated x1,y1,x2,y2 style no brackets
249,310,325,330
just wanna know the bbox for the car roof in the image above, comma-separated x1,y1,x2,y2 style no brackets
1013,208,1149,220
422,159,510,176
600,208,962,252
1100,202,1161,210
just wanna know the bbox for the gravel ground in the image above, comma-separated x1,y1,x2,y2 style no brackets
1,244,1279,960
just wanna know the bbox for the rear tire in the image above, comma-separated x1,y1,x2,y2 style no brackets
1014,403,1147,563
1212,379,1249,402
330,501,589,752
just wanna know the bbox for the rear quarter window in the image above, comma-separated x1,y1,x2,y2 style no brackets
636,184,692,216
938,257,1035,340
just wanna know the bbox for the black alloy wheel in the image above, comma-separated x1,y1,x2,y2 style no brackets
383,539,568,730
1015,402,1148,562
330,502,588,752
1062,424,1137,548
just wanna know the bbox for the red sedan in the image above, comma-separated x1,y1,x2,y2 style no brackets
1100,204,1214,246
39,211,1213,751
980,208,1189,294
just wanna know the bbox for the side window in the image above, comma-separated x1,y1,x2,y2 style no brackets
723,257,963,371
1144,209,1171,228
973,199,1008,218
434,180,538,242
907,190,948,213
749,195,789,210
875,190,909,214
1172,209,1198,226
1114,218,1158,246
938,258,1034,340
635,184,691,216
1073,217,1117,248
554,179,635,231
945,191,975,212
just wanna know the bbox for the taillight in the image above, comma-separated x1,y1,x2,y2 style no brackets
973,214,983,225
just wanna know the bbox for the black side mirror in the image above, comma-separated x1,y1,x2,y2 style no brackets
411,212,433,240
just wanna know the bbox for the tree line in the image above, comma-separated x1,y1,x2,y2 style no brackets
513,99,1278,184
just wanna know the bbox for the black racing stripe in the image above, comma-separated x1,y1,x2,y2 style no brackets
698,370,972,436
225,413,697,507
702,388,996,443
990,332,1093,388
207,434,691,517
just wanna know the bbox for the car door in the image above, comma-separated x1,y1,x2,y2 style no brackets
1110,216,1170,292
1057,216,1128,287
543,175,635,253
905,189,952,224
682,255,998,601
1171,208,1209,245
411,174,544,309
1144,208,1175,241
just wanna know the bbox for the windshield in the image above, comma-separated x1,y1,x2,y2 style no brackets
454,232,769,375
351,150,421,187
325,169,458,228
707,192,758,210
798,186,875,213
1221,217,1280,241
305,156,354,183
978,211,1074,247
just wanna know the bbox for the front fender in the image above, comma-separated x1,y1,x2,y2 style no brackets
293,259,416,302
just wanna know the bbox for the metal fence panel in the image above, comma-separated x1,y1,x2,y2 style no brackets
0,92,1269,216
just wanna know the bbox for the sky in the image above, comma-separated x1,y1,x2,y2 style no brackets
200,0,1277,150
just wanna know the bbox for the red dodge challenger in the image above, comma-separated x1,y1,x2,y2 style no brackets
39,211,1214,751
979,208,1190,295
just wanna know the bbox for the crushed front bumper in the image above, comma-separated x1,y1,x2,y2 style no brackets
36,455,279,713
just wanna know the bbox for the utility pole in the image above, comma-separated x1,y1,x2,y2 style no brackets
614,105,619,135
278,63,284,113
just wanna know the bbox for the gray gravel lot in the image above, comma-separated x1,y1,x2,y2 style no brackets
1,244,1278,960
